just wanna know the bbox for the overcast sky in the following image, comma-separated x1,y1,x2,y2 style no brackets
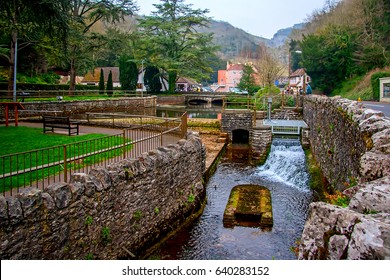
137,0,333,39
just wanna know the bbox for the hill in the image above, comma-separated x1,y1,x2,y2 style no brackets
103,16,304,60
199,20,304,59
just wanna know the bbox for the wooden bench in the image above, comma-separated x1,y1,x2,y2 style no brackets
43,116,80,136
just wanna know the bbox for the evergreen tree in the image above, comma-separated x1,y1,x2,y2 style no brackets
119,56,138,91
238,65,256,93
137,0,216,93
144,66,162,93
106,70,113,96
98,68,105,95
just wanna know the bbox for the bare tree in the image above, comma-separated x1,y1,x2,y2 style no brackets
252,44,284,88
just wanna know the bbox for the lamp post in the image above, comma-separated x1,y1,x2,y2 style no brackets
13,38,18,102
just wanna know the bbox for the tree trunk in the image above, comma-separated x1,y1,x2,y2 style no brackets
168,71,177,94
69,58,76,95
8,31,17,97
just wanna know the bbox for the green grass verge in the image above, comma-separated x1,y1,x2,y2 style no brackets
0,126,115,155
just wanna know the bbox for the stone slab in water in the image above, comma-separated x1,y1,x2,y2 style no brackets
223,184,273,228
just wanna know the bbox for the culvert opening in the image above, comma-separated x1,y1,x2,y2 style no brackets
232,129,249,144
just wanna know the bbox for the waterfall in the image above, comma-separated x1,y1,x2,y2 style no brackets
256,138,310,192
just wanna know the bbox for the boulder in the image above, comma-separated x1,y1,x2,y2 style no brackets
298,202,390,260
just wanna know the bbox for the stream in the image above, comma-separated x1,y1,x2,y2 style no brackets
154,138,313,260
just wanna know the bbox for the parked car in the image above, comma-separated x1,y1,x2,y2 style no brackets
229,87,248,94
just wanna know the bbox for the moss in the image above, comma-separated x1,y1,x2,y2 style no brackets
305,148,329,201
362,132,373,150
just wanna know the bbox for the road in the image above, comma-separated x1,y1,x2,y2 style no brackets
363,101,390,119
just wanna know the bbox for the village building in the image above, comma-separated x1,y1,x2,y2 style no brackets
81,67,121,87
288,68,311,92
212,63,245,92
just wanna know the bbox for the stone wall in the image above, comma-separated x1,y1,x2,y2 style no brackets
303,95,390,190
3,97,157,117
156,95,185,105
221,110,254,141
252,125,272,164
299,95,390,259
0,132,206,260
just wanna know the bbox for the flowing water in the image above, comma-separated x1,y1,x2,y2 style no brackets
154,138,313,260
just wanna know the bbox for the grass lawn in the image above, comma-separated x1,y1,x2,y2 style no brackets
0,126,115,155
0,126,130,192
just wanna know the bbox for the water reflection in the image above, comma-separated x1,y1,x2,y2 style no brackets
157,104,222,119
154,139,313,260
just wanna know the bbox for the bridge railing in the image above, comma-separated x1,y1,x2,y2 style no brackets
222,95,256,111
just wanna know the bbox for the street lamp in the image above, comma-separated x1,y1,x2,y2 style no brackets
13,38,18,102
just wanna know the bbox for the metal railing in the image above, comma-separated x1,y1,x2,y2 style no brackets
0,113,187,196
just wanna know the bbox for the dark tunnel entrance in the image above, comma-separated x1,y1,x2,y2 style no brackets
232,129,250,144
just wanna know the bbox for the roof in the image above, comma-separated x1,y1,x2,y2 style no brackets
176,77,198,85
227,64,244,71
290,68,307,77
82,67,120,83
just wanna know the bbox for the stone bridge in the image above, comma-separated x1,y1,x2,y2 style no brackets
184,93,226,105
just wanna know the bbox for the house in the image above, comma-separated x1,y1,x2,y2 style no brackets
212,62,245,92
176,77,200,92
289,68,311,92
81,67,121,87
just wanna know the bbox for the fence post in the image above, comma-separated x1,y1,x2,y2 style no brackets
123,129,126,159
63,145,68,182
160,121,164,146
181,112,187,139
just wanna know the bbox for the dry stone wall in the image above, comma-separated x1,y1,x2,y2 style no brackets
303,95,390,190
10,96,157,117
299,96,390,259
0,132,206,260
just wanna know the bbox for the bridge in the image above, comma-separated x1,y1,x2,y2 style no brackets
183,93,228,105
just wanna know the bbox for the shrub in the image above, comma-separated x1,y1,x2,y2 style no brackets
106,70,113,96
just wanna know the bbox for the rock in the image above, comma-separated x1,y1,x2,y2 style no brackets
298,202,390,260
360,152,390,182
328,235,349,259
0,196,8,225
347,219,390,259
89,167,112,191
348,176,390,214
16,187,42,218
6,196,23,225
45,182,72,209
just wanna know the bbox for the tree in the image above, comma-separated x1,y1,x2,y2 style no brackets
0,0,69,94
238,64,257,93
137,0,216,93
106,70,113,96
63,0,137,93
144,66,162,93
99,68,105,94
254,44,284,90
119,55,138,91
301,25,355,94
